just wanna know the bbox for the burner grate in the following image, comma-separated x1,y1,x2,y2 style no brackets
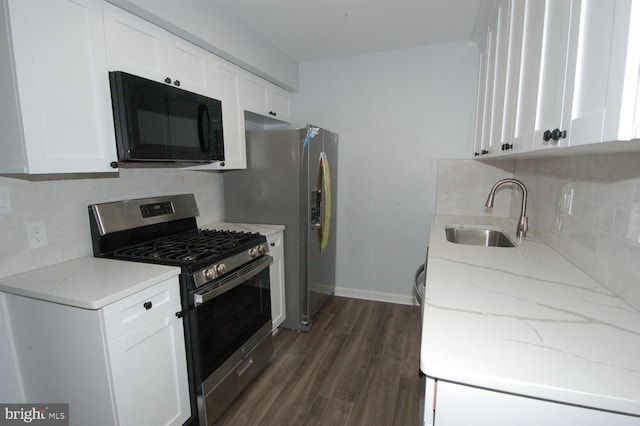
112,229,261,267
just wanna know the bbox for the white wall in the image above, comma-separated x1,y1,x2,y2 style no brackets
293,42,479,303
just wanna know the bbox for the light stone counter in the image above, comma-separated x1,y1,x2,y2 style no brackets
420,215,640,417
0,257,179,309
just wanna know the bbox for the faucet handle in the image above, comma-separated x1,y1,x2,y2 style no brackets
518,215,528,237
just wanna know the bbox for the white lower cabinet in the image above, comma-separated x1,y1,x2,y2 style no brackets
424,377,639,426
267,231,286,332
6,276,190,426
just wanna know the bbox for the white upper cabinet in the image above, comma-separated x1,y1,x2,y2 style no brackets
490,0,511,155
0,0,118,174
209,57,247,169
103,3,210,96
534,0,640,150
569,0,640,145
510,0,546,153
531,0,574,151
269,84,293,123
103,3,166,82
241,73,292,122
499,0,525,154
474,0,514,158
165,34,211,95
473,22,495,157
186,56,248,170
104,3,253,170
474,0,640,158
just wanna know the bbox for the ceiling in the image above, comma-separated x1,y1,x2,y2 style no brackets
217,0,485,62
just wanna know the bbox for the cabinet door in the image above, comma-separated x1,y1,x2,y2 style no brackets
103,2,168,83
267,232,286,331
511,0,546,153
166,34,210,95
476,12,499,157
269,85,293,122
185,56,247,171
241,73,271,116
104,5,211,97
570,0,640,146
473,30,491,157
109,307,190,426
7,0,118,173
209,57,246,169
434,380,640,426
488,0,511,156
532,0,573,150
499,0,524,154
605,0,640,142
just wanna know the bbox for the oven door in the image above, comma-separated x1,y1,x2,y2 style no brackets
192,255,273,425
193,254,272,378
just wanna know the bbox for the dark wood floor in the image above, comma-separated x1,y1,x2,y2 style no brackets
216,296,423,426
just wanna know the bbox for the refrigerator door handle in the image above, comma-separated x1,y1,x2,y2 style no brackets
318,152,332,251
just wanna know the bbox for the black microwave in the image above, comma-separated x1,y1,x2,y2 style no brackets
109,71,224,163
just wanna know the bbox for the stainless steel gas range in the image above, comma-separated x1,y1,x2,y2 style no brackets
88,194,273,426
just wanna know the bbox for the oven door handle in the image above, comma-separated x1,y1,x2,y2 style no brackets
193,255,273,306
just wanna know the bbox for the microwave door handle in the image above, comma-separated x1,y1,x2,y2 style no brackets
197,104,211,153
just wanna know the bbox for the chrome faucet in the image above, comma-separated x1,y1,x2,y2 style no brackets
485,178,528,238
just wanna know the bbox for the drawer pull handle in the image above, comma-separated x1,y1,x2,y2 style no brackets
237,358,254,377
143,301,152,310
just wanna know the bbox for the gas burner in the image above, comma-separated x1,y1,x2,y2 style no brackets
110,229,262,269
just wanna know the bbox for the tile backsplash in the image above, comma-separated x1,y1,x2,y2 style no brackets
514,152,640,310
0,168,224,279
436,152,640,310
435,159,515,217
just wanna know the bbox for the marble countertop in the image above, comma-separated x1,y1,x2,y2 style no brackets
420,215,640,416
202,222,285,237
0,257,179,310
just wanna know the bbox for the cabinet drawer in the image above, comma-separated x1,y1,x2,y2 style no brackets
102,276,181,342
266,234,282,250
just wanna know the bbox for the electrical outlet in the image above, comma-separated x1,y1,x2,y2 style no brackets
27,221,48,248
559,187,574,215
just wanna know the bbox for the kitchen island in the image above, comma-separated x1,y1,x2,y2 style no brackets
420,215,640,425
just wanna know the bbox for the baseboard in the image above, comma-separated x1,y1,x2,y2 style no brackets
334,286,419,306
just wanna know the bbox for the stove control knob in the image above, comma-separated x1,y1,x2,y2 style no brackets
215,264,227,275
249,247,259,258
204,268,215,280
257,244,266,255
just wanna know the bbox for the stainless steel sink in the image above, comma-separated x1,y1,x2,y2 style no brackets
445,225,516,247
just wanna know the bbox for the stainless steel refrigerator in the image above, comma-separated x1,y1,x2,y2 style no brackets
223,125,338,331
